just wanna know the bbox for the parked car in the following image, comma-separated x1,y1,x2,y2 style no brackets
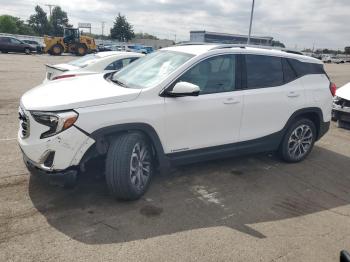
124,44,151,54
0,36,36,54
18,44,333,200
321,55,332,63
22,40,44,53
97,44,111,52
44,51,143,82
332,82,350,128
140,46,154,54
330,56,346,64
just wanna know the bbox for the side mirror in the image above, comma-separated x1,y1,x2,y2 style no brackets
168,82,200,97
341,250,350,262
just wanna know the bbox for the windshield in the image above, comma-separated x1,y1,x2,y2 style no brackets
67,54,101,68
111,50,194,89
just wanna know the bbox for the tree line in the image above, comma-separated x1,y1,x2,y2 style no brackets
0,5,155,42
0,5,70,37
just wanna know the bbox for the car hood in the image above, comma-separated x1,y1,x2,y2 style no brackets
21,74,141,111
336,82,350,100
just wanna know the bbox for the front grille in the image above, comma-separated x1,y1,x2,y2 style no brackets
19,107,30,138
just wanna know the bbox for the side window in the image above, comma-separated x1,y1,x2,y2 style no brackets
105,58,137,70
10,38,21,44
177,55,236,94
282,58,297,83
288,59,325,76
245,55,283,89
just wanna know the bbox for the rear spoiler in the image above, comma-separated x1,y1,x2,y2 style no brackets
45,64,69,72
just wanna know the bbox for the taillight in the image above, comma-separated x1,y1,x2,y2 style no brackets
52,74,76,80
330,82,337,97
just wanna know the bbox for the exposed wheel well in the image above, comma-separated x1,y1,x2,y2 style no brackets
279,108,324,150
295,112,321,138
107,130,159,165
83,127,166,174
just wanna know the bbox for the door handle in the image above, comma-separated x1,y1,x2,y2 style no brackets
223,98,240,104
287,91,300,98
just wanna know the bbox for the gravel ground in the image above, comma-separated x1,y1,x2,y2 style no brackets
0,53,350,262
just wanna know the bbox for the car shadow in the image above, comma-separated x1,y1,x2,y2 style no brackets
28,146,350,244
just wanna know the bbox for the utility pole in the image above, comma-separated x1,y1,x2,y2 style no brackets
101,21,106,44
45,4,56,17
247,0,255,45
174,34,176,43
101,21,105,37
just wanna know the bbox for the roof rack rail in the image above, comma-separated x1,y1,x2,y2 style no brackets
174,42,304,56
209,44,247,50
210,44,304,55
210,44,282,51
175,42,213,46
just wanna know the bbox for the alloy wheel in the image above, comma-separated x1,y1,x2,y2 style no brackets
287,124,313,160
129,142,151,191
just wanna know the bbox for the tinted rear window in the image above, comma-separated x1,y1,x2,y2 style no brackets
288,59,325,76
245,55,284,89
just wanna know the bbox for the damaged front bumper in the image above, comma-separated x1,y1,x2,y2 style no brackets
22,150,78,186
332,97,350,123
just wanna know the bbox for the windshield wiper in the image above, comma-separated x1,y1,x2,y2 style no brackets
111,78,128,88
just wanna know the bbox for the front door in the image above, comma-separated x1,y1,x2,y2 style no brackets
9,38,23,52
164,54,244,154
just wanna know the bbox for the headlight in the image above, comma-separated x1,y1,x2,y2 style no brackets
31,111,78,139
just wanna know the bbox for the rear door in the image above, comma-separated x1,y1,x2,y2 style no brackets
239,54,305,141
0,37,11,51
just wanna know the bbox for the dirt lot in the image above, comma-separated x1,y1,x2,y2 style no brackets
1,53,350,262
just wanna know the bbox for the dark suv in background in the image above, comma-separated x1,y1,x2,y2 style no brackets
22,40,44,53
0,36,36,54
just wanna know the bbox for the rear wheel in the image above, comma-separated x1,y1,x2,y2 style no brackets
24,47,31,55
105,132,154,200
279,118,316,162
50,44,63,56
76,44,87,56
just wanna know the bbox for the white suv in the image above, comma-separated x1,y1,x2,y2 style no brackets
18,44,333,200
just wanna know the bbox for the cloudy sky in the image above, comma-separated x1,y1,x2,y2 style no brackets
1,0,349,49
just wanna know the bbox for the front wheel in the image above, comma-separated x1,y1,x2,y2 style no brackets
76,44,87,56
50,44,63,56
105,133,154,200
24,47,31,55
279,119,316,163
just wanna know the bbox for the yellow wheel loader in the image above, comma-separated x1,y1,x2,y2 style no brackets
44,28,97,56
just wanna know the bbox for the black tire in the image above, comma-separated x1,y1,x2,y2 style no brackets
76,44,87,56
106,132,154,200
24,47,31,55
50,44,63,56
279,118,316,163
